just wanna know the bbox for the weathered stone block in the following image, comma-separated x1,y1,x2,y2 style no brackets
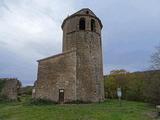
0,78,21,100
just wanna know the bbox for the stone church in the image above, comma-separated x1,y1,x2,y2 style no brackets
33,8,104,103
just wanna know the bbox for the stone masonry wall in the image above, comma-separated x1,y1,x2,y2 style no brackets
0,78,21,100
35,8,104,103
62,9,104,102
75,31,104,102
35,50,77,102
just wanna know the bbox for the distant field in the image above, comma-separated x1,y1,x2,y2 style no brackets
0,96,158,120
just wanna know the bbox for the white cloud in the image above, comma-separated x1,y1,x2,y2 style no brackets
0,0,75,85
0,0,75,60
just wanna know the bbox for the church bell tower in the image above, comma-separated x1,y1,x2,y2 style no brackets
62,8,104,102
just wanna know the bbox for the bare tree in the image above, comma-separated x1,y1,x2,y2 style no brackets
151,45,160,70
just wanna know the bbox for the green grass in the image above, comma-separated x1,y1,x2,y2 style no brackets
0,96,157,120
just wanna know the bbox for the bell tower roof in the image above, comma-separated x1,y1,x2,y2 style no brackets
61,8,103,29
73,8,96,16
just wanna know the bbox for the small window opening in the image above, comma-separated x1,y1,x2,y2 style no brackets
91,19,96,32
86,11,89,14
79,18,85,30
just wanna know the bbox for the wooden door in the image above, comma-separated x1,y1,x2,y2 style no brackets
59,89,64,103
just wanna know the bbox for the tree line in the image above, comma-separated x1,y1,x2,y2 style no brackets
104,44,160,105
104,70,160,105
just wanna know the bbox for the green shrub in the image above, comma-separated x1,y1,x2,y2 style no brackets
0,95,8,101
20,86,33,95
65,100,91,104
0,79,6,93
29,98,58,105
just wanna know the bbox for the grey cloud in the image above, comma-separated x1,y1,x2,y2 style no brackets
0,0,75,85
1,0,160,85
0,0,11,11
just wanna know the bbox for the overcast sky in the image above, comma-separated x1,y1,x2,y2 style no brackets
0,0,160,86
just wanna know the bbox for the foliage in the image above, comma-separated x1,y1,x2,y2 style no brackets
0,79,6,93
104,76,117,98
143,72,160,105
125,73,145,101
104,70,160,105
0,95,8,101
65,100,91,104
0,79,6,100
150,45,160,70
0,97,156,120
20,86,33,95
29,98,58,105
110,69,129,75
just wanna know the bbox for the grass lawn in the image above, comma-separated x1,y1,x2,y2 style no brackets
0,96,158,120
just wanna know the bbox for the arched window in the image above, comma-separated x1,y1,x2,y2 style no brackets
91,19,96,31
79,18,85,30
86,11,89,14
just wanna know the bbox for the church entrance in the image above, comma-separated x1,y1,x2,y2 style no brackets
59,89,64,103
